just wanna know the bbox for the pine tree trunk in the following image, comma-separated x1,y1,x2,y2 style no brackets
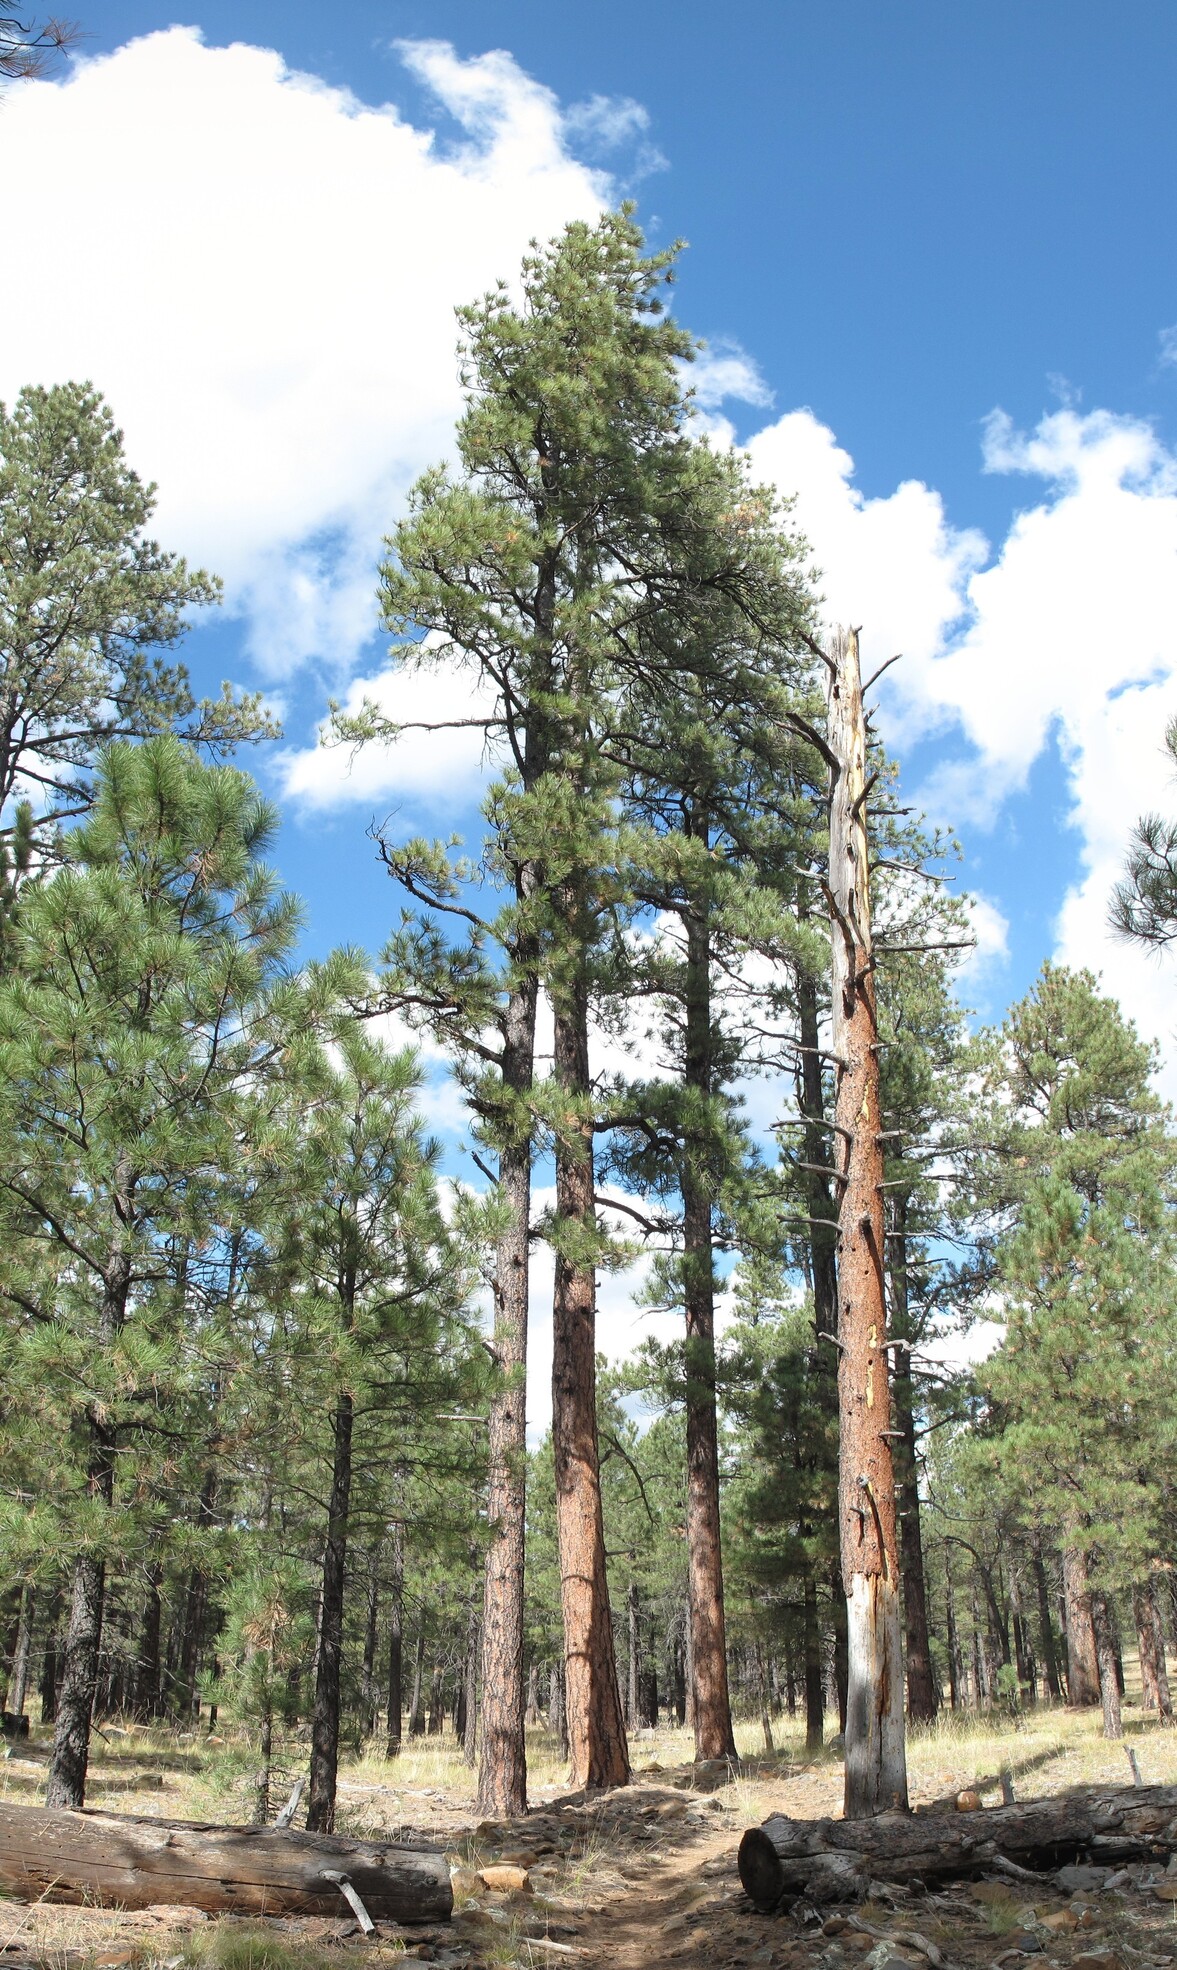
887,1197,938,1724
681,873,737,1763
46,1223,130,1808
407,1631,426,1737
1150,1580,1173,1722
755,1641,775,1753
804,1574,824,1751
462,1599,479,1770
1063,1544,1100,1707
551,979,629,1791
7,1586,34,1720
361,1546,381,1743
1032,1547,1064,1701
478,976,536,1817
627,1583,641,1731
1092,1591,1123,1740
1136,1584,1162,1712
824,627,908,1820
307,1391,353,1833
943,1551,961,1711
134,1567,162,1721
386,1525,404,1760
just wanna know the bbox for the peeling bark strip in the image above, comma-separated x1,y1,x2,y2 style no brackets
824,626,908,1820
0,1802,453,1920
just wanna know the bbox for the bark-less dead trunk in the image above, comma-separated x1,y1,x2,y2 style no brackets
822,625,908,1819
682,862,737,1763
551,971,629,1790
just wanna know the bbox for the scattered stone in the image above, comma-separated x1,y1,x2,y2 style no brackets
449,1867,483,1900
478,1863,531,1894
1058,1866,1109,1895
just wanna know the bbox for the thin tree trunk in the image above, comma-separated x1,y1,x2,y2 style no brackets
6,1586,34,1720
825,626,908,1820
1136,1584,1162,1712
804,1573,824,1751
1062,1544,1100,1707
755,1640,775,1753
360,1545,381,1743
1091,1590,1123,1740
682,870,737,1763
943,1550,961,1711
386,1524,404,1760
46,1224,130,1808
462,1600,479,1770
1151,1580,1173,1722
134,1567,163,1721
1032,1547,1064,1701
627,1583,641,1731
407,1630,426,1737
551,978,629,1791
306,1391,354,1833
477,974,536,1818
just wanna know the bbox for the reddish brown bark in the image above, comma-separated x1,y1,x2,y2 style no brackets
682,890,737,1764
477,975,536,1817
823,625,908,1819
551,980,629,1791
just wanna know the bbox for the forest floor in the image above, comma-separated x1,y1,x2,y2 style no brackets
4,1700,1177,1970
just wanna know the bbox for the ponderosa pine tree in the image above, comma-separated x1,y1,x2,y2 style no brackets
0,737,337,1805
971,965,1177,1733
258,1025,482,1833
0,383,274,886
364,209,809,1797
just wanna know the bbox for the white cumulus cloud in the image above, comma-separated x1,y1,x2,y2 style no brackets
1,29,616,677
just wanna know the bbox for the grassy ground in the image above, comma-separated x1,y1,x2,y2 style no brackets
4,1684,1177,1970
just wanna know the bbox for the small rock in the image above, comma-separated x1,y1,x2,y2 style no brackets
1009,1932,1043,1953
449,1867,483,1899
478,1863,531,1894
1104,1871,1133,1892
1057,1866,1108,1895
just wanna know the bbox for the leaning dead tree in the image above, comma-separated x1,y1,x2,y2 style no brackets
798,625,908,1820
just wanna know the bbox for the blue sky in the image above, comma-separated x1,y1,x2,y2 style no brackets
4,5,1177,1405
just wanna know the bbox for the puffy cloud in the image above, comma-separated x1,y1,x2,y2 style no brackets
1,29,620,676
747,401,1177,1081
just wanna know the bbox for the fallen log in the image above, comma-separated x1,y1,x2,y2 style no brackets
0,1801,453,1921
738,1782,1177,1912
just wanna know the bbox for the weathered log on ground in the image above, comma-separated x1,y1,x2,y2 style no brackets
0,1801,453,1921
739,1783,1177,1912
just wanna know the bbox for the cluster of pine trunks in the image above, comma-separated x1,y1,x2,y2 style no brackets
3,1548,1171,1777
